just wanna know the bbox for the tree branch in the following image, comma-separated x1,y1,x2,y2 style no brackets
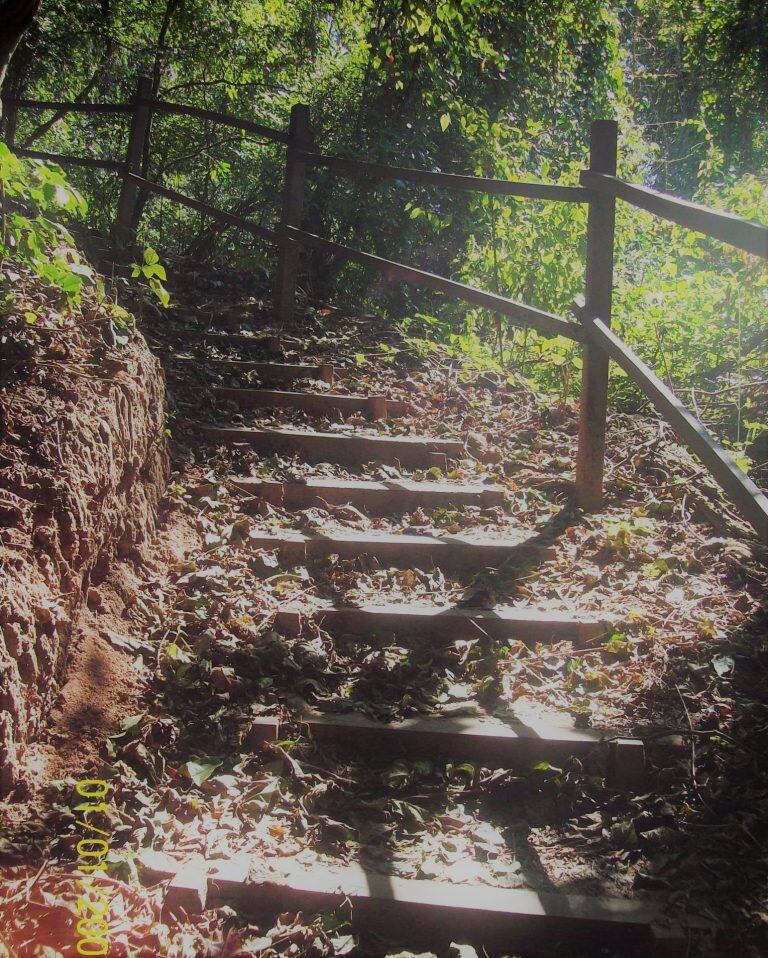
0,0,41,104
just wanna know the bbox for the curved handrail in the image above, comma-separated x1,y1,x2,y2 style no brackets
579,309,768,542
142,98,288,145
582,171,768,258
287,226,584,342
301,151,590,202
126,173,277,242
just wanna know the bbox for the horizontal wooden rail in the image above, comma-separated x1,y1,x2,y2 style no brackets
287,227,584,342
126,174,277,242
584,314,768,542
302,151,590,202
1,96,131,115
143,98,289,144
13,147,124,172
582,171,768,259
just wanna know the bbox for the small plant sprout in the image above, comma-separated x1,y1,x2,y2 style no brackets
131,247,170,308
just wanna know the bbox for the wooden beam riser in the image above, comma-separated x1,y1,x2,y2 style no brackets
205,863,689,956
198,426,463,468
173,359,335,384
275,606,607,645
213,387,409,420
173,331,284,353
303,715,645,788
249,533,544,573
235,478,505,513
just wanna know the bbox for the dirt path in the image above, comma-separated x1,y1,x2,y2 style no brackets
2,268,766,957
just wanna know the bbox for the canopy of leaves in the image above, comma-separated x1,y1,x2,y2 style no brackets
3,0,766,464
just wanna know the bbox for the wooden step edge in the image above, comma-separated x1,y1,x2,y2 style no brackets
212,862,691,956
301,710,646,789
211,386,411,420
171,330,285,353
149,858,695,956
230,476,506,511
171,358,336,383
247,530,544,572
250,531,529,547
194,424,465,467
195,424,463,450
274,604,608,644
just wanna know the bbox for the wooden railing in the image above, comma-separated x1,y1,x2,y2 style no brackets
3,79,767,543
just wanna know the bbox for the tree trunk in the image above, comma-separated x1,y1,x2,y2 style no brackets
0,0,41,110
129,0,183,232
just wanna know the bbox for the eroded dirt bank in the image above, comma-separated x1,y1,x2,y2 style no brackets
0,315,169,795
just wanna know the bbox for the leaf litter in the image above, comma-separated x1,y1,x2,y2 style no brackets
1,261,766,957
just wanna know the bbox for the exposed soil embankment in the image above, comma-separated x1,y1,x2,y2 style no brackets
0,320,168,795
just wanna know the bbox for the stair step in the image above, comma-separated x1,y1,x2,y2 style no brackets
302,710,645,787
212,387,410,420
275,602,607,645
248,529,541,572
232,476,505,513
206,860,687,955
196,425,464,467
171,330,284,353
171,358,335,384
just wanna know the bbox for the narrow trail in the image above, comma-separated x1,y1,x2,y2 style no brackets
137,280,690,957
9,262,756,956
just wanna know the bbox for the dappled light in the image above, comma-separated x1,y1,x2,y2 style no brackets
0,2,766,957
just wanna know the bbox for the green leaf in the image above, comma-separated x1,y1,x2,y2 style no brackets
143,263,166,280
609,820,638,848
53,183,72,207
69,262,94,279
416,13,432,35
164,642,190,663
440,113,451,132
183,758,222,786
121,713,145,731
150,279,170,308
452,763,475,778
143,247,159,265
57,272,83,293
642,558,669,579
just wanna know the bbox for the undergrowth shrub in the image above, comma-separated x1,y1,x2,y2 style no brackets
0,142,94,306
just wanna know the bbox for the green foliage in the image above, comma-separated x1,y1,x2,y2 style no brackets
3,0,765,456
623,0,768,192
131,246,170,307
0,143,92,304
453,138,768,434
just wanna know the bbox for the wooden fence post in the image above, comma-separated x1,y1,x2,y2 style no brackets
274,103,311,322
114,75,153,242
574,119,618,510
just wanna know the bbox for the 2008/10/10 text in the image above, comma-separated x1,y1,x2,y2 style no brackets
73,779,113,955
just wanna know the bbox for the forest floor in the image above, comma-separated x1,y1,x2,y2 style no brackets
1,260,767,958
